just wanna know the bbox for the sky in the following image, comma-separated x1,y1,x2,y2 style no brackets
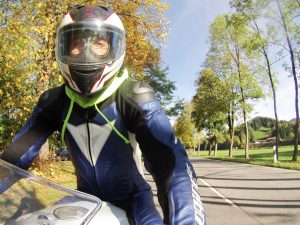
161,0,296,122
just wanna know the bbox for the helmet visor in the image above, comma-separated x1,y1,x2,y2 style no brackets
57,23,125,65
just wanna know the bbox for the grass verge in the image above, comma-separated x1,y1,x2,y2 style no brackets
30,160,76,189
189,145,300,171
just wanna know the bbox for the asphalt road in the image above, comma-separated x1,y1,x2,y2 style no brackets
145,158,300,225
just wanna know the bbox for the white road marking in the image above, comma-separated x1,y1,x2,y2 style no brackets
199,178,238,208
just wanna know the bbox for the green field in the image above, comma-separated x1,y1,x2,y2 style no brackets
252,127,272,140
189,145,300,171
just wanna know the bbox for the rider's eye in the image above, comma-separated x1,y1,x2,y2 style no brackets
91,38,110,56
70,38,83,57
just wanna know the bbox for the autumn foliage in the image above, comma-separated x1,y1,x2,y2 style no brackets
0,0,169,150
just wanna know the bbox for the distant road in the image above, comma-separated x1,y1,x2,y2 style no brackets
145,158,300,225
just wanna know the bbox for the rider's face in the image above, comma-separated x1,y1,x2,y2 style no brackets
70,36,110,57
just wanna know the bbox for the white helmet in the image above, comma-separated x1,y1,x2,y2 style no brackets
55,6,126,96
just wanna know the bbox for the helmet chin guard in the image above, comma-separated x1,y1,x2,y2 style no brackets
55,6,126,96
68,65,105,95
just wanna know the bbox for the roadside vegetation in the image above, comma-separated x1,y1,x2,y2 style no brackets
179,116,300,171
189,146,300,171
29,158,77,189
178,0,300,162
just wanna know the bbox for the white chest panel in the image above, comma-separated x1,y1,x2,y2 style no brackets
67,121,115,166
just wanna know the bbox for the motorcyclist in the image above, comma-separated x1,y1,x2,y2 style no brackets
0,6,206,225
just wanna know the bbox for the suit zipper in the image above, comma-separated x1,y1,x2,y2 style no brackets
85,113,101,195
85,113,94,166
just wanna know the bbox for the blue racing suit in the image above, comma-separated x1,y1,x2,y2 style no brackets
1,72,206,225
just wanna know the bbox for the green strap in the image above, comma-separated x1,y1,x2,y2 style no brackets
61,92,75,145
95,104,130,144
61,69,130,144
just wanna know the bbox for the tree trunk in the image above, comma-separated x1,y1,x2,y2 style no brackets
193,130,196,156
235,46,249,159
230,130,234,157
276,0,299,161
229,107,235,157
253,19,280,161
263,47,279,161
238,70,249,159
243,108,249,159
33,140,49,169
214,142,218,157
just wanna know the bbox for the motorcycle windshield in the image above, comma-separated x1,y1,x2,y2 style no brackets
0,160,101,225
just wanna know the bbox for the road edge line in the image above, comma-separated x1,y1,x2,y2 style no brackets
199,177,238,208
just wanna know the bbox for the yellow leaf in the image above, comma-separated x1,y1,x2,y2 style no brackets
5,54,15,60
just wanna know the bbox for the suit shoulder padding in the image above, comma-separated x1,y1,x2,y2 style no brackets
37,85,65,109
119,79,155,105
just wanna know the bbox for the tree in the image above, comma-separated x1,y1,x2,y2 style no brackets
230,0,281,160
202,14,263,159
226,14,265,158
143,65,184,117
274,0,299,161
0,0,169,151
204,23,241,157
235,123,254,146
207,126,226,156
192,69,229,156
174,103,196,149
192,69,229,129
